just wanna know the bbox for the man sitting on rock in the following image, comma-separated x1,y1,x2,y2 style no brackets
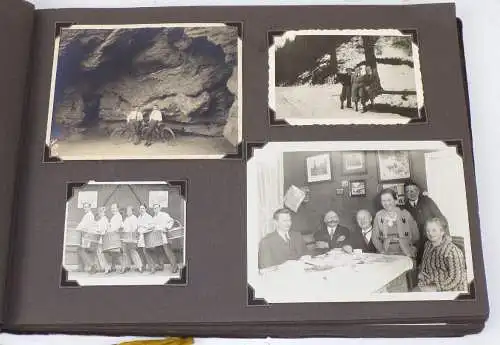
126,106,143,145
144,105,163,147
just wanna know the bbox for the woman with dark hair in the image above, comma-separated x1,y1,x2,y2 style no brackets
417,217,467,292
372,188,420,258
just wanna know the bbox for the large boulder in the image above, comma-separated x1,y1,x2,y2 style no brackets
54,26,238,141
183,26,239,65
223,66,239,146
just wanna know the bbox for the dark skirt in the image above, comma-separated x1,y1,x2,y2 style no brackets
144,230,167,249
121,231,138,244
81,232,100,251
102,232,122,252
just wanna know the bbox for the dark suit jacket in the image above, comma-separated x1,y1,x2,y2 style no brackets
258,231,308,269
403,195,445,232
403,195,445,264
334,73,352,86
354,226,377,253
314,224,365,254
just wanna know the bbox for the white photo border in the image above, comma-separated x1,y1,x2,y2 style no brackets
61,180,188,287
44,22,243,162
247,140,475,304
268,28,425,126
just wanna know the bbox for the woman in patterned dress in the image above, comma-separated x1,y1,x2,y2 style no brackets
373,188,420,257
372,188,420,292
417,217,467,292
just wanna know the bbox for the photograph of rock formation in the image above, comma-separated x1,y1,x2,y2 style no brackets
46,24,240,160
270,30,424,125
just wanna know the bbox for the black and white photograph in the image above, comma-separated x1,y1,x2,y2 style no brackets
269,29,424,125
306,153,332,182
247,141,473,303
341,151,367,175
46,23,242,161
63,181,186,286
349,180,366,197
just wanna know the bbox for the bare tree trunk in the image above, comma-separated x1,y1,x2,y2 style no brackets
362,36,382,91
330,39,339,77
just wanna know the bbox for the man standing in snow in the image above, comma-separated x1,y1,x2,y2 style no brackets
334,67,353,109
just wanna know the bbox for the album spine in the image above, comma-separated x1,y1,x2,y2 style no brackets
0,0,35,327
456,16,490,321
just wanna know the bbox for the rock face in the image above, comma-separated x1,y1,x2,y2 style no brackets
54,26,239,139
223,66,239,146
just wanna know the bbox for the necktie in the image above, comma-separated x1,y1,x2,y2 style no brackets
285,233,294,251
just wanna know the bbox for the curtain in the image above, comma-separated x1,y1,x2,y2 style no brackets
424,148,473,283
256,153,284,241
247,150,284,281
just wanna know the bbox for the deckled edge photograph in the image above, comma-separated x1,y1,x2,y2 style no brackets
268,29,425,126
45,22,242,162
247,141,474,304
61,180,187,286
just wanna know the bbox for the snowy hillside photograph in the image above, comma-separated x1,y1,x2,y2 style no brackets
269,29,424,126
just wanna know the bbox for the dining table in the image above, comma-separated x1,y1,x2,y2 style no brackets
251,249,414,303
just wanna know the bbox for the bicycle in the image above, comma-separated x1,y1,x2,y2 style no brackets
110,121,141,143
141,122,176,144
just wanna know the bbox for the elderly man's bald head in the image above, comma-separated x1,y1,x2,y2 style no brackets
356,209,373,230
323,211,340,227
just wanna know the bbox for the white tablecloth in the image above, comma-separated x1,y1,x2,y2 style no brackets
252,251,413,303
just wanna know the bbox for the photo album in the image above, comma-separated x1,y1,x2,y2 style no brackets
0,0,489,338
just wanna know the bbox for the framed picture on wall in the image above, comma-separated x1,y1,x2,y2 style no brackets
341,151,367,175
306,153,332,183
149,190,169,208
377,151,411,181
77,190,98,208
350,180,367,197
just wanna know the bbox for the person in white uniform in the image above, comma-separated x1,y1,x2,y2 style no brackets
95,206,111,274
144,105,163,146
137,204,156,273
126,106,144,145
121,206,143,272
102,204,124,273
76,202,98,274
150,203,179,274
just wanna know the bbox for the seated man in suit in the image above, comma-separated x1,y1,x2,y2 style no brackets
355,209,377,253
258,208,309,269
314,210,362,254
